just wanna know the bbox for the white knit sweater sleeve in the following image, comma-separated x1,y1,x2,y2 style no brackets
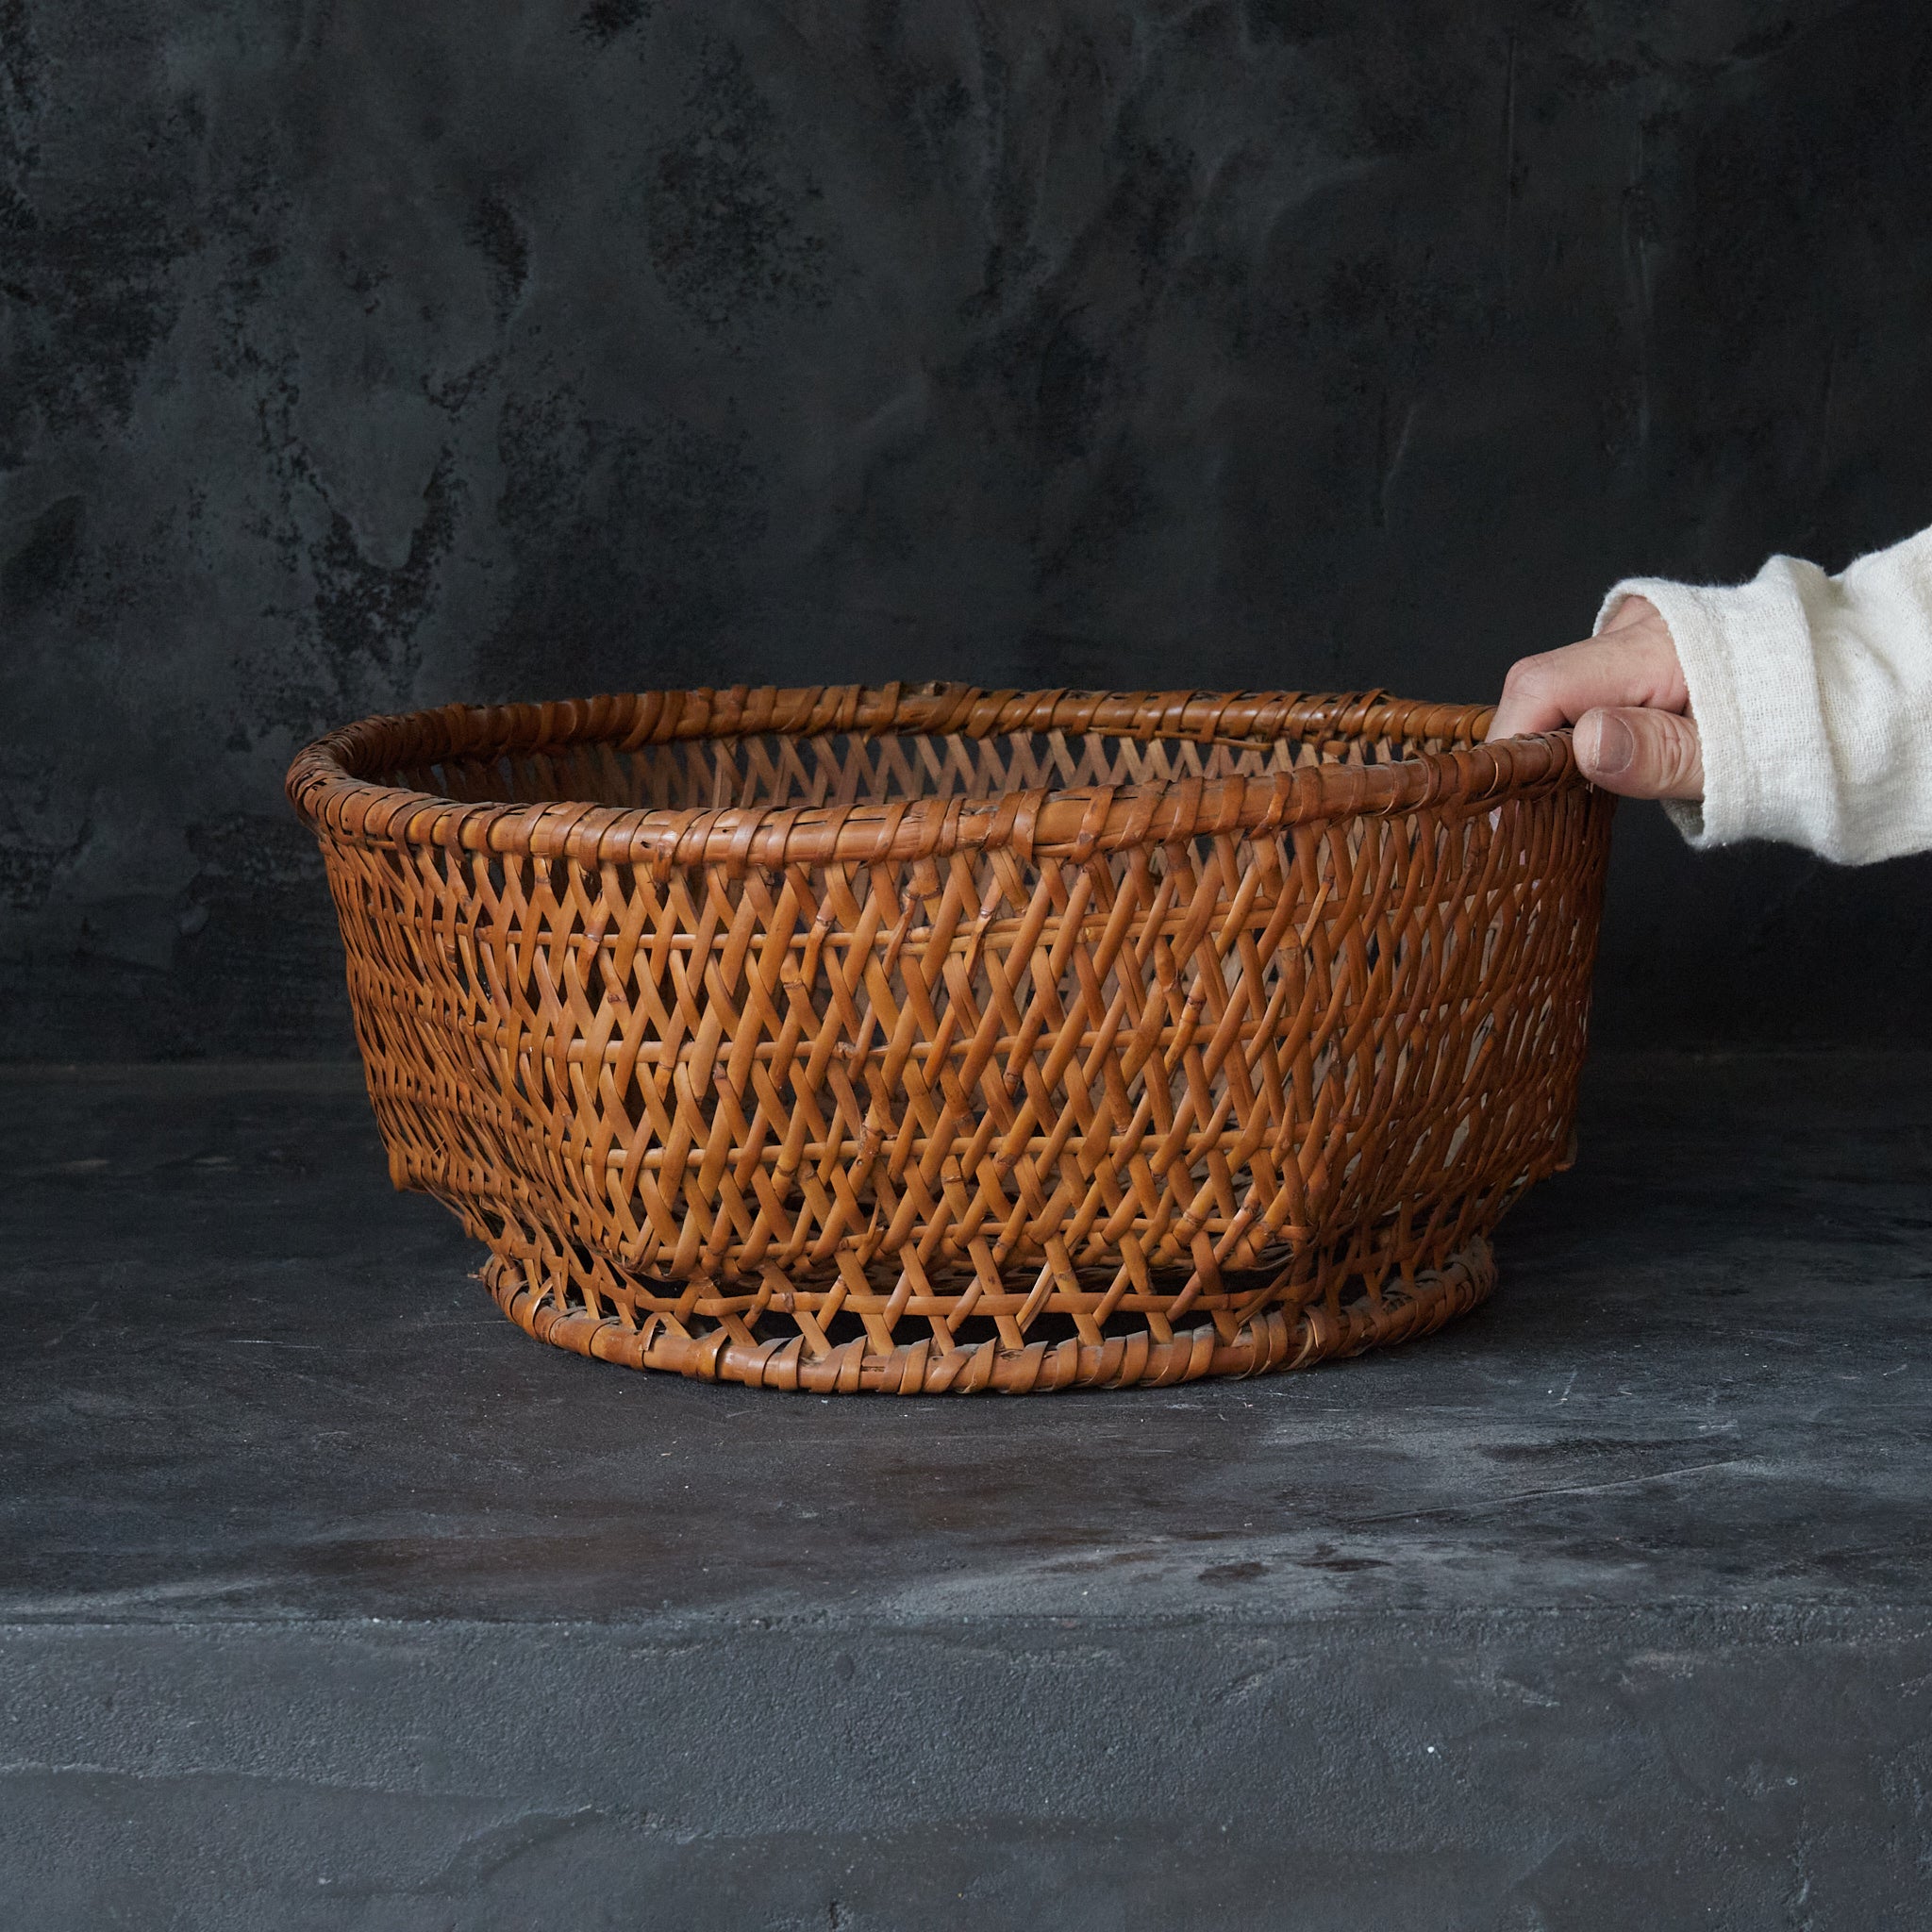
1596,523,1932,865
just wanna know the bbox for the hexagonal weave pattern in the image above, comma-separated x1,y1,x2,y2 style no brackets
288,684,1613,1393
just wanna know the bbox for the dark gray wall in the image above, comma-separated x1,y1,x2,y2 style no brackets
3,0,1929,1058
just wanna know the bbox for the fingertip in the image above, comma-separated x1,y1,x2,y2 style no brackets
1602,711,1640,779
1574,708,1638,786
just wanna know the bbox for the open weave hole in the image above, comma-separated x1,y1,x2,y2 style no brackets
288,683,1614,1394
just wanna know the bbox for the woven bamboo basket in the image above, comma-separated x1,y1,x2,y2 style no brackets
289,683,1612,1395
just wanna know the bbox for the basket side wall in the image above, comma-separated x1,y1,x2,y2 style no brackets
314,776,1613,1367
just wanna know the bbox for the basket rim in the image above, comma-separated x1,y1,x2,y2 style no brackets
285,680,1579,867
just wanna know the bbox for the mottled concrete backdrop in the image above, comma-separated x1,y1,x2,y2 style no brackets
3,0,1929,1056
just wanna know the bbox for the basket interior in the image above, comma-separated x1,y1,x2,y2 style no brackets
386,717,1476,815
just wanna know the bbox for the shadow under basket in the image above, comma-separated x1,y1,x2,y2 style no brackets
288,683,1614,1395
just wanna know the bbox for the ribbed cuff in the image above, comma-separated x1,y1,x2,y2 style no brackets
1596,561,1826,853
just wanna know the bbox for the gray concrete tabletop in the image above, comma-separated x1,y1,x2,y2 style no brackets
4,1053,1929,1929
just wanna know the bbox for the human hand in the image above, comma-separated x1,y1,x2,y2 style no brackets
1486,594,1704,800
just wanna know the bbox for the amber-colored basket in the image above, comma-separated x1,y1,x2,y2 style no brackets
288,683,1612,1395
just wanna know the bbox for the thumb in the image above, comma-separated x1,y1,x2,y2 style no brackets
1574,706,1704,801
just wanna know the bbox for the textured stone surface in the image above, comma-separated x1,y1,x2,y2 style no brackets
4,1,1932,1058
3,1052,1930,1925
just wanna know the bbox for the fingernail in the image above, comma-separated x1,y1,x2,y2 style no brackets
1591,712,1636,778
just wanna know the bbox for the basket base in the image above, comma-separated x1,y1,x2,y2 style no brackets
480,1240,1495,1394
